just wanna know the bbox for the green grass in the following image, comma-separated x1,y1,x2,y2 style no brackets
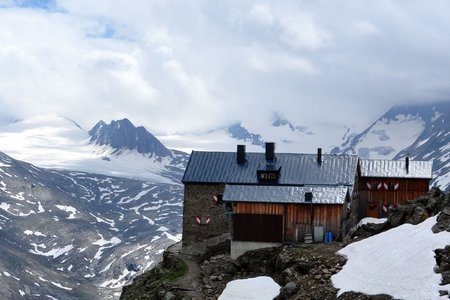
149,257,189,288
163,259,188,282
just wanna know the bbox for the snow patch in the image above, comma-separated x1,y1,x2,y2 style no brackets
332,216,450,299
29,243,74,259
92,234,121,260
163,232,182,242
357,217,387,228
24,230,46,237
55,205,77,219
219,276,281,300
51,281,72,290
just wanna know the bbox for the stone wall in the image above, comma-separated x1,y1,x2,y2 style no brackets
182,183,230,246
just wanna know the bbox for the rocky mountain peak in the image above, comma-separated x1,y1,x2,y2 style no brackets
227,123,265,147
89,118,172,158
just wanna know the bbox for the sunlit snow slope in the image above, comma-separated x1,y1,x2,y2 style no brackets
332,216,450,299
0,115,187,183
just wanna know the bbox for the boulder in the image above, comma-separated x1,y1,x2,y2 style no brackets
163,292,176,300
435,246,450,285
282,282,298,296
433,202,450,233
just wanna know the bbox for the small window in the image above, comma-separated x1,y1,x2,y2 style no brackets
212,193,223,204
224,203,233,212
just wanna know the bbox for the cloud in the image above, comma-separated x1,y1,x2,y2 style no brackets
0,0,450,136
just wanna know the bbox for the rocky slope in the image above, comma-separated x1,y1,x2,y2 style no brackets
120,189,450,299
0,151,184,299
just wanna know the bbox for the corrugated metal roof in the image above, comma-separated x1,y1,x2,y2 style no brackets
223,185,348,204
359,159,433,179
182,151,358,186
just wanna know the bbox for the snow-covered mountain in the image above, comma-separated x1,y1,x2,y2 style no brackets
229,114,352,153
332,102,450,190
393,103,450,190
89,119,172,158
330,103,448,159
0,115,188,182
226,123,265,147
0,151,183,299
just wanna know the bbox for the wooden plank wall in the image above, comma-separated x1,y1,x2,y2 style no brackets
233,203,344,242
232,214,283,243
357,177,430,218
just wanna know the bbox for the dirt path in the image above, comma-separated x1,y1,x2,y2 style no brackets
170,253,203,299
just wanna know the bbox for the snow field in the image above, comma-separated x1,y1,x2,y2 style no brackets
218,276,280,300
332,216,450,299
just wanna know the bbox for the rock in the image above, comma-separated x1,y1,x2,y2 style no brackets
411,205,429,224
276,250,296,270
443,206,450,216
435,246,450,285
322,268,331,274
163,292,176,300
283,282,298,296
314,274,322,280
296,262,311,274
433,203,450,233
351,222,386,240
338,291,394,299
158,290,167,298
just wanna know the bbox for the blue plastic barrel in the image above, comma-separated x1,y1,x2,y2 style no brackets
324,232,333,244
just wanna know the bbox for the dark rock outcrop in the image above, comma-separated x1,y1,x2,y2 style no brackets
351,187,449,241
89,118,172,158
435,246,450,286
120,252,188,300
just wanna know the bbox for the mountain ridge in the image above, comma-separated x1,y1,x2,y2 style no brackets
89,119,173,159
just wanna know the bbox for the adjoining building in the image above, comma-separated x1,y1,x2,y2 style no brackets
356,158,433,218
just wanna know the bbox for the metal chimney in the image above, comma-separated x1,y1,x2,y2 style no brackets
265,142,275,161
317,148,322,165
236,145,246,164
405,156,409,174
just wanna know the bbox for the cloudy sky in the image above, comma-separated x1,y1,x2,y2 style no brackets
1,0,450,135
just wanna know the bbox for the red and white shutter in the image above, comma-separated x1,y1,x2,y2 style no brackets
195,216,211,225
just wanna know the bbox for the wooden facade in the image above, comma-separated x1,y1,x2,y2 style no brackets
232,202,347,242
356,177,430,218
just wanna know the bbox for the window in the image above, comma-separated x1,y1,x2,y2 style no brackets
257,171,279,182
212,193,223,203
